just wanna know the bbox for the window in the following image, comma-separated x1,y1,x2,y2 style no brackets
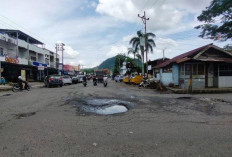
180,64,184,75
0,47,3,56
183,63,205,76
163,65,172,73
198,64,204,75
219,64,232,76
185,64,191,75
192,64,197,75
31,56,36,61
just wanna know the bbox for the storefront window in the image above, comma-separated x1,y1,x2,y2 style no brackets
0,47,3,56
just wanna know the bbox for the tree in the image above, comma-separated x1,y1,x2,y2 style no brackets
82,68,94,74
129,30,156,75
113,54,126,75
195,0,232,41
224,44,232,52
127,47,139,60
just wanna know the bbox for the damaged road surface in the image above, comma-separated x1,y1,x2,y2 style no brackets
0,80,232,157
71,98,133,115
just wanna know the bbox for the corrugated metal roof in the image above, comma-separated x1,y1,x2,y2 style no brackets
154,43,213,69
197,58,232,63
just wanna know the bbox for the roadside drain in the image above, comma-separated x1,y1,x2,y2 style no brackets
15,112,36,119
75,99,133,115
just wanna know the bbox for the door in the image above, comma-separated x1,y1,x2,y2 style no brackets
208,63,214,87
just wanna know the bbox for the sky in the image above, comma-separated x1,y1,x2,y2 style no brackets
0,0,231,68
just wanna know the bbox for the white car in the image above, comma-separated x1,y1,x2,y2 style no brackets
115,75,123,82
77,75,84,83
62,75,72,85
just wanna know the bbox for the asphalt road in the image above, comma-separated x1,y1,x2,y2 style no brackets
0,80,232,157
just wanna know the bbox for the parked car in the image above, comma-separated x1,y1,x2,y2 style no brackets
119,75,124,82
115,75,124,82
77,75,84,83
62,75,72,85
44,75,63,88
69,75,78,84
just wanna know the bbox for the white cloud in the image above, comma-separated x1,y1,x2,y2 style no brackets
155,37,178,49
96,0,211,32
63,45,80,60
1,0,226,70
106,45,127,57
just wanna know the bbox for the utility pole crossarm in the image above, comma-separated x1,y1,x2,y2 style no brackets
138,11,149,77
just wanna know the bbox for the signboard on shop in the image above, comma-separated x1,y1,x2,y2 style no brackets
21,70,26,81
59,63,63,70
38,66,44,70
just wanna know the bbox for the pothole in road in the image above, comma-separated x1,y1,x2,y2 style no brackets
1,94,12,97
177,97,192,100
74,99,133,115
15,112,36,119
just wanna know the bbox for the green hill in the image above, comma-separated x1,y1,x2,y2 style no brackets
98,56,116,70
97,55,142,70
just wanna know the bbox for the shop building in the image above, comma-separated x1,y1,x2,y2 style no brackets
0,29,59,82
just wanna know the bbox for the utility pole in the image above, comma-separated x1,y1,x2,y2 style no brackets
61,43,65,75
55,43,65,75
138,11,149,77
163,48,166,60
0,61,1,83
55,44,58,69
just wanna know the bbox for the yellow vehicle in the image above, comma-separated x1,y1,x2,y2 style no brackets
123,74,142,85
130,75,142,84
123,76,129,83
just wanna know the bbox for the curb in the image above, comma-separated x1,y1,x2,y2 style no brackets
0,85,44,92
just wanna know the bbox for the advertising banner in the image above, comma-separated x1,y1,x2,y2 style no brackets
21,70,26,81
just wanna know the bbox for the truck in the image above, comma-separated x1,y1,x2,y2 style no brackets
95,70,106,83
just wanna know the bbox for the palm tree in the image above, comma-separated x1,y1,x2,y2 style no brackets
127,47,139,60
136,53,142,62
144,32,156,65
129,30,155,75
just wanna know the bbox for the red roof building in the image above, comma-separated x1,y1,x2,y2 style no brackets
154,44,232,89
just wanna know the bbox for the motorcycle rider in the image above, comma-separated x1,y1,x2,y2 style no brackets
83,75,87,86
103,75,108,87
17,76,24,90
93,75,97,86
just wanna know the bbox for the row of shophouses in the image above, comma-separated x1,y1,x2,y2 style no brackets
0,29,80,82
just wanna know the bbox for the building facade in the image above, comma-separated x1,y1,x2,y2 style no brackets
0,29,59,82
154,44,232,89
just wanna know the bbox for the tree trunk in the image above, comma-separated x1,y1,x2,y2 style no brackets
141,51,144,76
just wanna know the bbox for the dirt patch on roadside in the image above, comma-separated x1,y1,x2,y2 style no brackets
15,112,36,119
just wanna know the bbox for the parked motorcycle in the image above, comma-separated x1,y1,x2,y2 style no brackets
12,82,31,92
138,79,150,89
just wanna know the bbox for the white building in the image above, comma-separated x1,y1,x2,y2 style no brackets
120,62,127,75
0,29,59,82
